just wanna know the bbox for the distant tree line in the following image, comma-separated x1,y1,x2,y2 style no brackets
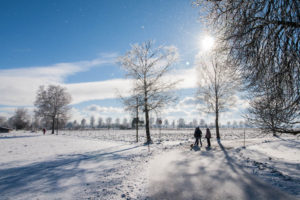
1,112,254,131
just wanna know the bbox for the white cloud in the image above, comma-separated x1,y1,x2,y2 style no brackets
0,55,116,106
168,67,198,89
0,58,199,107
65,79,133,105
65,66,199,105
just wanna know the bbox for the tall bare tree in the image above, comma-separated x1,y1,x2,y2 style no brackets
118,41,179,144
34,85,71,134
196,51,240,139
194,0,300,134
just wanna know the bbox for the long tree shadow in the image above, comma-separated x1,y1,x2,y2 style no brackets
0,145,141,198
0,135,39,140
217,139,238,173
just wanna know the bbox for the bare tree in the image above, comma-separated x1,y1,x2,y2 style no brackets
177,118,185,128
73,120,79,130
115,118,120,128
227,121,231,128
194,0,300,134
97,117,103,128
192,119,198,127
172,120,175,128
200,119,206,128
11,108,30,130
31,113,42,131
34,85,71,134
118,40,179,143
120,94,143,142
196,51,240,139
233,121,238,128
0,116,7,127
90,116,95,129
164,119,169,128
122,118,128,128
106,117,112,129
246,79,300,134
81,118,86,129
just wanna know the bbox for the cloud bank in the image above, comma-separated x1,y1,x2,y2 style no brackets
0,56,116,106
0,56,198,107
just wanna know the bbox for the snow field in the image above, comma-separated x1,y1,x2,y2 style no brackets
0,129,299,199
0,131,151,199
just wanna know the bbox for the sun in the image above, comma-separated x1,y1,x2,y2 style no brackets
201,35,215,51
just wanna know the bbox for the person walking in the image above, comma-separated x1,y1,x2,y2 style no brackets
205,127,211,147
194,126,202,146
42,128,46,135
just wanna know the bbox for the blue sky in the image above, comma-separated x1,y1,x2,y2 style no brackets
0,0,247,125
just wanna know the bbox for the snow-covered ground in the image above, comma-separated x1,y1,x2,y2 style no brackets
0,129,299,199
0,131,150,200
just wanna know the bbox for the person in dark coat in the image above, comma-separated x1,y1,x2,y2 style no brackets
43,128,46,135
205,127,211,147
194,126,202,146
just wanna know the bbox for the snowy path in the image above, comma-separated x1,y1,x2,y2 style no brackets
147,141,297,200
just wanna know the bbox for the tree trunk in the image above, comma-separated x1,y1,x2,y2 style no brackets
214,64,220,139
51,116,55,134
144,78,152,144
136,97,139,142
144,105,152,144
56,117,59,135
216,110,220,139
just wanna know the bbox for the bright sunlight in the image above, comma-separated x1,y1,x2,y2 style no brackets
201,35,214,51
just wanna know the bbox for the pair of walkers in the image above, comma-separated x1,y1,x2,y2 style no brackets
194,126,211,147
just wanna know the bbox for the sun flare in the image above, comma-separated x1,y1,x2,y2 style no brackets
201,35,215,51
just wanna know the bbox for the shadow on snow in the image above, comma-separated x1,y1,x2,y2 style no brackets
149,140,295,200
0,145,140,198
